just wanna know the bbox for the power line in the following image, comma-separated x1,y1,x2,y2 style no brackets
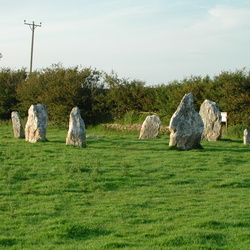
24,20,42,74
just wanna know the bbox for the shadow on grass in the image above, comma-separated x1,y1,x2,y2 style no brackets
203,146,250,153
103,242,133,248
167,145,204,151
21,134,249,154
212,179,250,188
219,138,242,143
51,140,66,144
196,220,250,229
164,232,227,247
0,238,19,247
63,224,111,240
86,138,170,152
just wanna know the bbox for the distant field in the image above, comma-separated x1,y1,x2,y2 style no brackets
0,125,249,249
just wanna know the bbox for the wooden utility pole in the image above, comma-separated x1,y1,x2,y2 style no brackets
24,20,42,74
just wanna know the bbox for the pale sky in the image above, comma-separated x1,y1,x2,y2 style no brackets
1,0,250,85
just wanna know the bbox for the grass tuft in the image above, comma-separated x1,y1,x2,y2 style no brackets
0,238,18,247
64,224,110,239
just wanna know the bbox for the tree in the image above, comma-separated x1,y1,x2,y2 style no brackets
0,68,27,119
105,72,154,119
16,64,110,125
213,69,250,125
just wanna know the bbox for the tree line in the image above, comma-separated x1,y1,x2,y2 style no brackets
1,64,250,126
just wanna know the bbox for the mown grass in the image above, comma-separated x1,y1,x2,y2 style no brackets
0,125,250,249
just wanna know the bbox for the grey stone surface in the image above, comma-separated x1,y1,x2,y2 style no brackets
243,129,250,145
139,115,161,139
11,111,25,138
199,99,222,141
25,104,48,143
169,93,204,150
66,107,86,147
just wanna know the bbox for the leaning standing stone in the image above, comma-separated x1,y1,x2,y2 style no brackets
199,99,222,141
169,93,204,150
243,129,250,145
66,107,86,147
25,104,48,143
11,111,25,138
139,115,161,139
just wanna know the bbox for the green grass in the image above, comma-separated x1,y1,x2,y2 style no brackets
0,125,250,249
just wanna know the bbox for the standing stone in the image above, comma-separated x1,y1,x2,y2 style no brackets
11,111,25,138
25,104,48,143
66,107,86,147
169,93,204,150
139,115,161,139
199,99,222,141
243,129,250,145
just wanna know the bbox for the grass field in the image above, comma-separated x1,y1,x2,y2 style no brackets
0,125,249,249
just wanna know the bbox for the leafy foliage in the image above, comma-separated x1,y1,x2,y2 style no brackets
16,64,110,125
226,124,250,138
1,66,250,126
105,72,153,119
0,68,27,119
212,69,250,125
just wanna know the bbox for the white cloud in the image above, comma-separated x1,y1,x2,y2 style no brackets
191,5,250,34
169,5,250,57
208,5,250,29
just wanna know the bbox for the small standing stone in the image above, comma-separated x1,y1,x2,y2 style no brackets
66,107,86,147
139,115,161,139
11,111,25,138
25,104,48,143
169,93,204,150
199,99,222,141
243,129,250,145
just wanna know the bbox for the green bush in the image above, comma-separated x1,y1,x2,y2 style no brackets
226,124,250,139
16,64,111,125
1,66,250,126
0,68,27,119
119,110,139,124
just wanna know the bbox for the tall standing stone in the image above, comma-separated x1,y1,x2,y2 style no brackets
11,111,25,138
66,107,86,147
243,129,250,145
199,99,222,141
169,93,204,150
139,115,161,139
25,104,48,143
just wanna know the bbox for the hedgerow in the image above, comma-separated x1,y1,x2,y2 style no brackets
0,65,249,126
